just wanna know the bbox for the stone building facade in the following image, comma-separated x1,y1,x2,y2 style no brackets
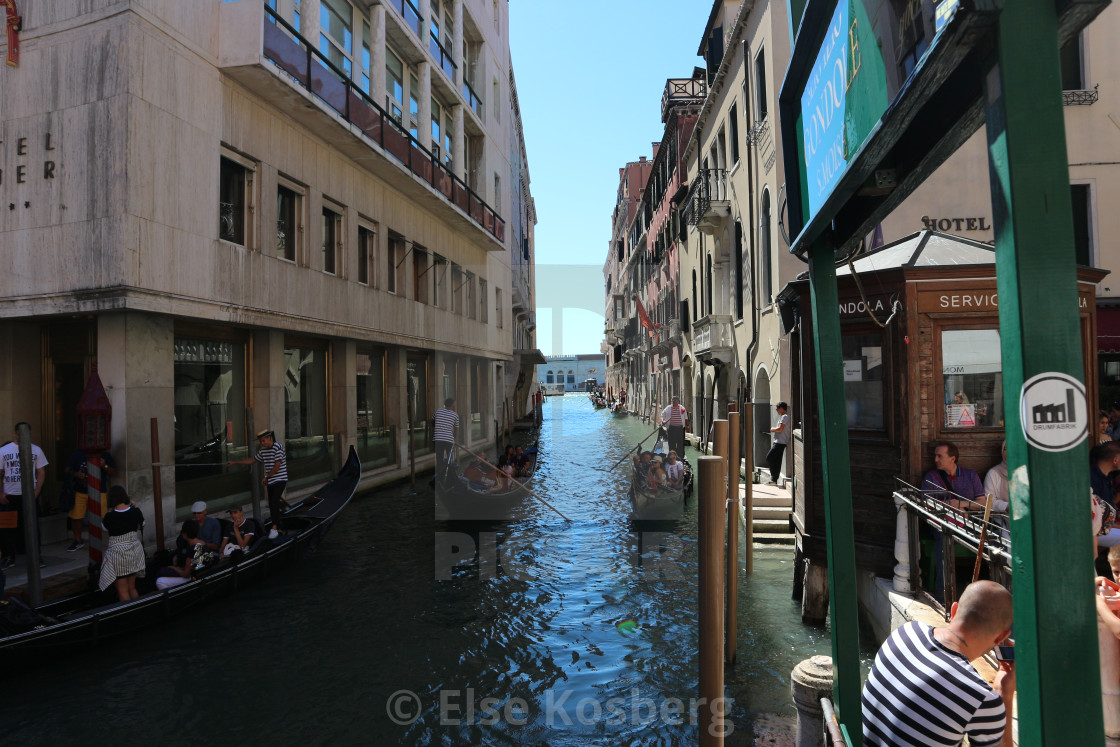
0,0,541,537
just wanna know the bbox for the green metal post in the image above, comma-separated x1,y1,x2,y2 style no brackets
984,2,1103,745
808,235,862,744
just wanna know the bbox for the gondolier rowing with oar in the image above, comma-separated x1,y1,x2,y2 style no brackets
432,398,460,483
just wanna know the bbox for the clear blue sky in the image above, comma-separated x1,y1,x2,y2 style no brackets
509,1,705,355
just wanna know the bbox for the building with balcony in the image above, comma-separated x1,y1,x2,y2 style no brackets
679,0,795,471
601,70,704,419
0,0,541,539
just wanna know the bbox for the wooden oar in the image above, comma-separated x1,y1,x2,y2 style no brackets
971,492,995,584
456,443,570,521
601,426,662,472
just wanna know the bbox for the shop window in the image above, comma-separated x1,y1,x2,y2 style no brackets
219,153,255,246
408,356,433,456
941,328,1004,429
356,349,394,468
173,337,247,510
842,333,884,429
284,343,334,487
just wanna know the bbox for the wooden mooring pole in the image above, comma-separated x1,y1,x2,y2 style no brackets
698,454,726,746
726,410,740,663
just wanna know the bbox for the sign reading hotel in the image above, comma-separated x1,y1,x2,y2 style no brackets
799,0,888,219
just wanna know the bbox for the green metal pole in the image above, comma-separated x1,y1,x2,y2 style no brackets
984,3,1103,745
808,235,862,744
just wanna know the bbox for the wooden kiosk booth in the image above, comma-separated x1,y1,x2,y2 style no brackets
777,231,1105,619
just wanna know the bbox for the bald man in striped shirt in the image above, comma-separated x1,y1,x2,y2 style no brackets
862,580,1015,747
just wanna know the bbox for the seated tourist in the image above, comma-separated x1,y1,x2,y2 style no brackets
464,459,497,489
664,451,685,489
220,505,264,559
982,441,1011,513
645,457,666,491
634,451,653,473
188,501,223,552
512,445,532,477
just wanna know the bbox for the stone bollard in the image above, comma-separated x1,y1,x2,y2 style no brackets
792,655,834,747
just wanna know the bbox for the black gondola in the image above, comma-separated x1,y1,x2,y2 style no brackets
0,446,362,662
629,440,693,521
434,444,540,521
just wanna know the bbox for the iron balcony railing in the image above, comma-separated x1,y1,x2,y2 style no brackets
1063,85,1099,106
661,77,707,122
461,79,483,119
391,0,422,37
684,168,728,226
263,7,504,244
429,33,457,81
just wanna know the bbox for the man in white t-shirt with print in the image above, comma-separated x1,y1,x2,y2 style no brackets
0,422,49,570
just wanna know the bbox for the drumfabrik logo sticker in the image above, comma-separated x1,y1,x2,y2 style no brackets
1019,372,1088,452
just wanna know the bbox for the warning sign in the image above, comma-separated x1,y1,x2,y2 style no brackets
946,404,977,428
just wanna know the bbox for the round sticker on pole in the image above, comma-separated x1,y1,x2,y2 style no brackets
1019,372,1088,452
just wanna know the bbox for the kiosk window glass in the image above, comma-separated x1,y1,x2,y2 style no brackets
942,328,1003,429
843,333,883,429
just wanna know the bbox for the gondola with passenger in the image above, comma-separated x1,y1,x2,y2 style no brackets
629,435,692,521
434,442,540,521
0,447,362,662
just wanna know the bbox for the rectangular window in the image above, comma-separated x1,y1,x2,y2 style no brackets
443,111,454,168
173,337,247,510
942,328,1003,429
451,264,463,314
356,348,394,468
1061,35,1085,90
219,155,253,246
431,99,442,156
492,78,500,123
431,254,445,308
361,21,371,93
407,355,433,456
409,73,420,138
729,102,740,163
386,48,405,122
493,173,501,206
318,0,353,76
387,234,402,293
276,182,301,262
412,247,428,303
283,343,332,487
754,47,767,120
465,272,476,319
496,287,503,328
358,224,375,285
479,278,488,323
1072,183,1093,266
321,204,341,275
843,333,884,429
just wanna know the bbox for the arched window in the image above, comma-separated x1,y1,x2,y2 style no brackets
759,189,772,304
706,253,713,316
733,220,744,320
546,370,554,383
692,270,698,322
567,370,575,384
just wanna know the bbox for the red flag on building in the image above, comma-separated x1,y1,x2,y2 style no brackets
4,0,20,67
634,295,658,333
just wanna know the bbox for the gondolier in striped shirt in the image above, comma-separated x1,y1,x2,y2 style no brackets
660,396,687,459
862,580,1015,747
432,398,460,476
229,428,287,529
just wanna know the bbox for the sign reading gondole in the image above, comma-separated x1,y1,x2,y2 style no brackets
799,0,888,218
1019,372,1088,452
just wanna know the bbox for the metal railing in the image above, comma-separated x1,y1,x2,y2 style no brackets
263,7,504,243
429,33,457,81
661,77,707,122
893,478,1011,612
1063,85,1099,106
462,79,483,118
684,169,728,226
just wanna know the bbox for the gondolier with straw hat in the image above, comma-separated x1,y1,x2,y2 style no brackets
228,428,287,533
660,396,687,459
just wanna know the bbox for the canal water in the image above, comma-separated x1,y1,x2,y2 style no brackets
12,394,851,746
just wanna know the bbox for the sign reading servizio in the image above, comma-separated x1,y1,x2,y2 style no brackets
799,0,889,219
